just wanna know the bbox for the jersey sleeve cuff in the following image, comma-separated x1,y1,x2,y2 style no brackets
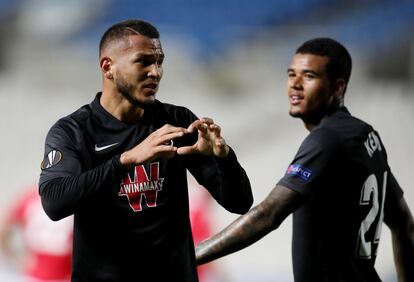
214,146,237,164
112,155,130,176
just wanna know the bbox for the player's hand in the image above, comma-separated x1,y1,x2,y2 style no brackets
120,124,187,166
177,118,229,158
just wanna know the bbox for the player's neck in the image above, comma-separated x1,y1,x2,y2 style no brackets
100,91,145,124
303,105,340,132
304,122,316,131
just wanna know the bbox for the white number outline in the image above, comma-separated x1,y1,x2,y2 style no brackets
355,171,387,259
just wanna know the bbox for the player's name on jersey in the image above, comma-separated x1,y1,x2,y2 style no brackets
364,131,382,158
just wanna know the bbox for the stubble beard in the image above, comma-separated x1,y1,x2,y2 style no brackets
116,73,156,109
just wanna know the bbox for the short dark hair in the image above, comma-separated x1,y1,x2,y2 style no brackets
296,38,352,87
99,19,160,56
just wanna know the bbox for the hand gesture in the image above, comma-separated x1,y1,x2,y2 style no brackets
120,124,187,166
177,118,229,158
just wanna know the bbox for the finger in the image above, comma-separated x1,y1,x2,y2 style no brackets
157,124,188,135
208,124,222,138
158,131,186,146
157,144,178,153
199,117,214,125
187,120,207,133
176,144,198,155
187,120,200,133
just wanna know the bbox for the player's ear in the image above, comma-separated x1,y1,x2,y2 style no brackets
332,78,346,99
100,57,113,80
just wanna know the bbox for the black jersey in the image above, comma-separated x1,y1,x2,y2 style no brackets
39,93,253,282
278,107,403,282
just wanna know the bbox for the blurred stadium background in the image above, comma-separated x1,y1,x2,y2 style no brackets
0,0,413,281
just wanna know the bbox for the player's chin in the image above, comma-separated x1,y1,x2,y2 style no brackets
141,90,158,102
142,96,156,104
129,95,156,109
137,88,156,100
289,108,303,118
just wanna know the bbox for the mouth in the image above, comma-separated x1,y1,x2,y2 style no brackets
142,82,159,95
289,94,304,105
143,83,158,90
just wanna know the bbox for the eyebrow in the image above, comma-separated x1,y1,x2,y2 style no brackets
287,68,320,76
133,52,165,60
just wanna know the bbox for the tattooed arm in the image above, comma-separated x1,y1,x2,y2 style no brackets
196,185,304,265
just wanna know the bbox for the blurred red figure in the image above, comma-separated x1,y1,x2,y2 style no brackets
189,177,222,282
0,186,73,282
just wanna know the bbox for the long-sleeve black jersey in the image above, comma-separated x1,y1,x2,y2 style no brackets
39,93,253,282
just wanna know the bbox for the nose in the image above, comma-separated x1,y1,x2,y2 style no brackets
289,75,302,90
148,63,162,79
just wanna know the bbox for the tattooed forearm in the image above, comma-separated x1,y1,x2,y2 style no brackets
196,204,275,265
195,185,303,265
